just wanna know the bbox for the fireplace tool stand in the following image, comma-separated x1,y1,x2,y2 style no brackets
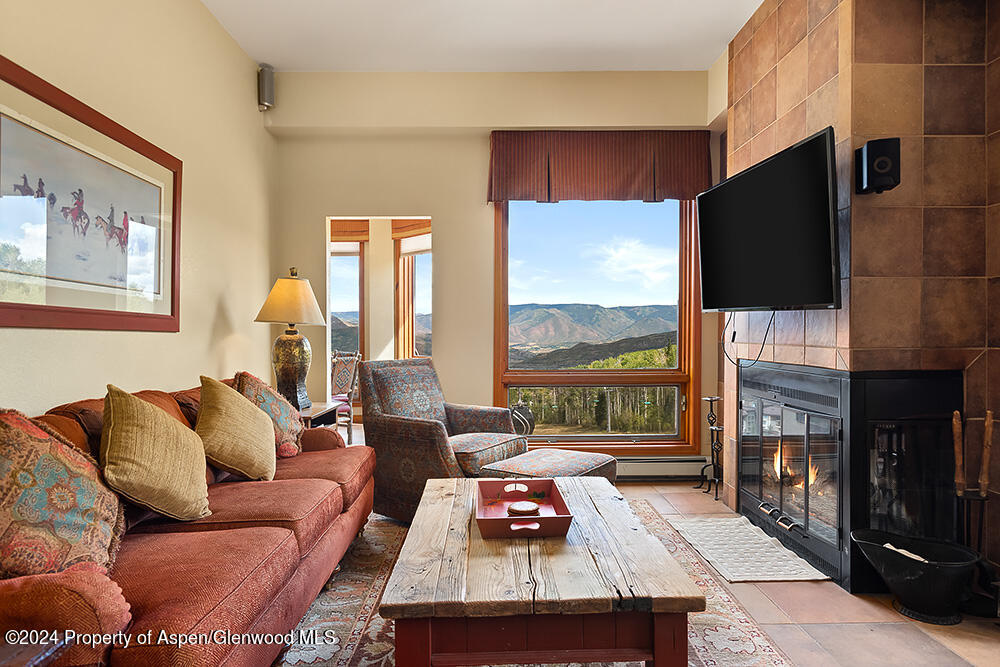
694,396,723,500
951,410,999,618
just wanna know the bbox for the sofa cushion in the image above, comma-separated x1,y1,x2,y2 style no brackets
234,372,304,458
371,363,448,424
478,448,617,482
0,411,126,577
273,447,375,510
100,385,210,521
30,414,89,454
110,527,298,666
195,376,276,481
131,479,342,556
47,390,191,458
448,432,527,477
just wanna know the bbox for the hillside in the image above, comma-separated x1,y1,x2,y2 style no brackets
329,311,432,354
508,303,677,347
514,331,678,370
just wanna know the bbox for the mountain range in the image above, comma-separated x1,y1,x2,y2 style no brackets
508,303,677,348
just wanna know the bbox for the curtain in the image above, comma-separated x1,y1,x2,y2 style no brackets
488,130,711,203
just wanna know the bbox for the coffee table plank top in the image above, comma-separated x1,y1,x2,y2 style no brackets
380,477,705,619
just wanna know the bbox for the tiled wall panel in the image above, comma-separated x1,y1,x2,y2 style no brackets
724,0,999,563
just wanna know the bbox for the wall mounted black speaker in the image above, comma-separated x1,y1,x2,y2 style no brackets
855,137,900,194
257,63,274,111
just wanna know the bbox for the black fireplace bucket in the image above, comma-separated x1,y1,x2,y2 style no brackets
851,529,979,624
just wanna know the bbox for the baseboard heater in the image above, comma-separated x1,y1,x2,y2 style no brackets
615,456,709,479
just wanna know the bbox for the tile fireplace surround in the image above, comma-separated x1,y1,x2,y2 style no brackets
722,0,1000,567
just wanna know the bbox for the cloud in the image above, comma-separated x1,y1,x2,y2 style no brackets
17,222,47,261
585,237,678,289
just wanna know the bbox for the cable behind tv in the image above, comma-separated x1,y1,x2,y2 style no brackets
721,311,775,369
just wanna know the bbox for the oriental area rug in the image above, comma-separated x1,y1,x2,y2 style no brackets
279,500,788,667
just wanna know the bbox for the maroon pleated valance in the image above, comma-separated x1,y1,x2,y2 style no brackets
487,130,712,203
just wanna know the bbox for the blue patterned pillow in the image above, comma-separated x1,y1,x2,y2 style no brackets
371,365,448,425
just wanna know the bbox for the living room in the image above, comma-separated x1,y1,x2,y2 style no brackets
1,0,998,665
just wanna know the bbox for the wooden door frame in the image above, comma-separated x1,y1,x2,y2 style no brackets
493,200,701,457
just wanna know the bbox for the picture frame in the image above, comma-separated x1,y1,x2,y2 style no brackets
0,55,181,332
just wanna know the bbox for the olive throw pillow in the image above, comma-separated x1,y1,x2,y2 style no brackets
0,410,126,578
100,385,210,521
233,371,304,458
195,376,276,481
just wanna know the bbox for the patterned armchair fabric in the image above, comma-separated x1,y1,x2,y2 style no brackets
359,358,523,522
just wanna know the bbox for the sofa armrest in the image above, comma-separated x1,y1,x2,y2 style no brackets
0,565,131,665
300,426,346,451
445,403,515,435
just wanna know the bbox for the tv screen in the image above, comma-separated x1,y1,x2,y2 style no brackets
697,126,839,312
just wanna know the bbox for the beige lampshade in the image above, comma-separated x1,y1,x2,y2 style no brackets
255,268,326,326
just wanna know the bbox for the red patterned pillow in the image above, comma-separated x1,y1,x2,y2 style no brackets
233,372,303,458
0,411,125,578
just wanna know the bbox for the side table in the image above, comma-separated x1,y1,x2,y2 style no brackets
299,401,344,429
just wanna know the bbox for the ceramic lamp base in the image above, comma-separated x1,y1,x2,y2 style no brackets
272,328,312,410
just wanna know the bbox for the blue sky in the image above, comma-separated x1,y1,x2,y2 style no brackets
328,251,432,316
508,200,679,307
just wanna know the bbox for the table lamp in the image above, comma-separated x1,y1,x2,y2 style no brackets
255,267,326,410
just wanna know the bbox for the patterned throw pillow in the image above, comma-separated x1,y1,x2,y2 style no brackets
233,372,304,458
371,363,448,424
0,410,125,578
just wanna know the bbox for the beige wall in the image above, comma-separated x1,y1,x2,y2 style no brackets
268,71,711,133
0,0,275,414
706,50,730,126
276,132,494,405
364,219,397,362
271,70,722,451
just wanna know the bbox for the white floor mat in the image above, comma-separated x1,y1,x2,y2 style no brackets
668,516,830,582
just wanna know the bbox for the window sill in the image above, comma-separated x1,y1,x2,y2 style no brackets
526,440,700,457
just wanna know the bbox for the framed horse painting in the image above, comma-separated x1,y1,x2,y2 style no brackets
0,55,181,331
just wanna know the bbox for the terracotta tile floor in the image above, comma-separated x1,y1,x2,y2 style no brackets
617,480,1000,666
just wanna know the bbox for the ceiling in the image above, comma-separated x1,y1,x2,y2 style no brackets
201,0,762,72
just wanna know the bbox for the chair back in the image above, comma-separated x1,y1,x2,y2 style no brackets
331,349,362,400
358,358,447,425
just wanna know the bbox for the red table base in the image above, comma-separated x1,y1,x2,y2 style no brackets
394,611,687,666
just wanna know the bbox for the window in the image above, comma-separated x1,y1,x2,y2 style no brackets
394,227,432,358
328,241,364,356
414,251,432,356
495,200,700,454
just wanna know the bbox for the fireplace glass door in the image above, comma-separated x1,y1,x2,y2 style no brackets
746,399,840,545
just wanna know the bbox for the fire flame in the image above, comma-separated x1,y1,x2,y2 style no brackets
793,459,821,490
772,450,781,477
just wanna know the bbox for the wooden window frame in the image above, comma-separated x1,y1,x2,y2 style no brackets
393,220,432,359
493,200,701,457
328,241,367,361
394,241,416,359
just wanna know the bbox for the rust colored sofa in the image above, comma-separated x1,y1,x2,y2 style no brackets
0,384,375,666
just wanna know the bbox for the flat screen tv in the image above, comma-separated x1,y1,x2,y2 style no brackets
696,126,839,312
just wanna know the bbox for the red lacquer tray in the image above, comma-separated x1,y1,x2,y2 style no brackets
475,478,573,539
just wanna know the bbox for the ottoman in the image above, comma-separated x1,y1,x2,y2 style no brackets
478,448,617,483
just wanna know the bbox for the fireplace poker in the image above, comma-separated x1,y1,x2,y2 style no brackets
976,411,992,551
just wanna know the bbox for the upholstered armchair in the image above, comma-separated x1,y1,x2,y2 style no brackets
359,358,526,522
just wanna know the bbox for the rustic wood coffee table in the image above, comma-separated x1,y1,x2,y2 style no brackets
380,477,705,666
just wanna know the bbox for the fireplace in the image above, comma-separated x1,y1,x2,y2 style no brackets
737,361,962,592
